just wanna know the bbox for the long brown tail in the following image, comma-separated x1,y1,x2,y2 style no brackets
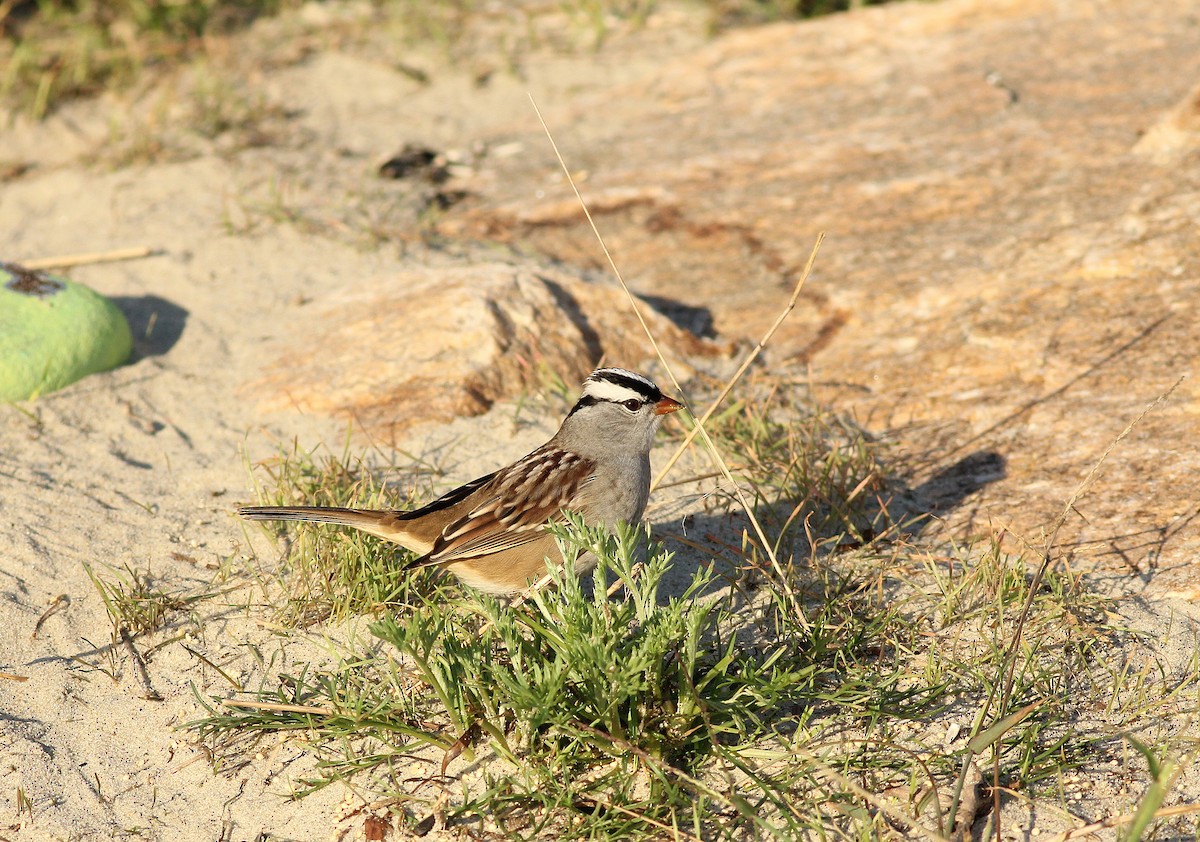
237,506,426,551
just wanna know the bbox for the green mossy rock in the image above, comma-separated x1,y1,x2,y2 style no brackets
1,262,132,401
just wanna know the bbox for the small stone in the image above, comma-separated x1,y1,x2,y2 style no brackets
0,262,131,401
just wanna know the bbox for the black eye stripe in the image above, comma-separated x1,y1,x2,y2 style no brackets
567,392,655,419
565,394,599,419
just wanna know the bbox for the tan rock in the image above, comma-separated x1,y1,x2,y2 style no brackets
245,262,718,438
1133,79,1200,165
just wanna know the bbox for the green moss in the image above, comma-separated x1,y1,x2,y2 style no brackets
0,263,132,400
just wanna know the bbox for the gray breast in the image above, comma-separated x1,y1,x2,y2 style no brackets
576,452,651,527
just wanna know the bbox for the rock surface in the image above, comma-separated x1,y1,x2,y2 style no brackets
246,262,718,438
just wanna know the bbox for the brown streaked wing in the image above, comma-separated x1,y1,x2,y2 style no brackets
385,470,500,551
391,471,498,520
419,449,596,566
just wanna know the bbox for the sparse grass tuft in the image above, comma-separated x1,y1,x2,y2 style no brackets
79,561,217,697
2,1,910,120
238,434,461,626
84,561,205,638
697,384,887,550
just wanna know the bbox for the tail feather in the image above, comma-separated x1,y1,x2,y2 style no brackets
237,505,428,553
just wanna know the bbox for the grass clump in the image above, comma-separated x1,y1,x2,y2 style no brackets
78,561,217,696
697,390,886,550
375,520,758,835
238,434,459,626
198,514,948,837
84,560,215,639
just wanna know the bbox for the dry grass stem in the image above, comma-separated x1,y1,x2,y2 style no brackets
1046,803,1200,842
1002,375,1186,711
1043,374,1185,553
32,593,69,639
651,232,825,492
223,699,337,716
948,374,1187,834
21,245,158,270
581,795,706,842
802,750,952,842
121,628,163,702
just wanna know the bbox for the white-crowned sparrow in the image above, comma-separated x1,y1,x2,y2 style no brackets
238,368,683,595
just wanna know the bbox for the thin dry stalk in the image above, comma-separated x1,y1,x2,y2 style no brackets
580,795,703,842
22,246,157,269
572,721,768,832
530,95,814,629
1041,374,1184,554
32,593,69,639
223,699,336,716
994,375,1186,754
1045,803,1200,842
121,628,163,701
651,233,824,492
800,750,950,842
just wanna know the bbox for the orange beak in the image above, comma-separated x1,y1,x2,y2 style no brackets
654,395,684,416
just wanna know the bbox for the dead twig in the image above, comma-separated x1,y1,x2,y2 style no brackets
121,628,163,701
1045,803,1200,842
21,246,158,271
32,593,69,639
651,233,823,492
946,375,1186,835
800,750,951,842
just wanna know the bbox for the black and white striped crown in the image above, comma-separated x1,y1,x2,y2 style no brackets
583,368,663,404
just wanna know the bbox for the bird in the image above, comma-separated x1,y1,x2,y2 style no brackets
237,367,683,595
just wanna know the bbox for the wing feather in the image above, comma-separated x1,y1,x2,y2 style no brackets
419,447,596,566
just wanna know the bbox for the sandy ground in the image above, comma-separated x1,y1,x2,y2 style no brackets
1,2,1198,840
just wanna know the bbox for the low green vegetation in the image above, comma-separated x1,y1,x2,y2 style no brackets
177,384,1198,838
84,561,197,638
31,3,1196,833
711,0,893,28
78,561,217,695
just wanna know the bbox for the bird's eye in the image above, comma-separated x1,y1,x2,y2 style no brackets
622,398,642,411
